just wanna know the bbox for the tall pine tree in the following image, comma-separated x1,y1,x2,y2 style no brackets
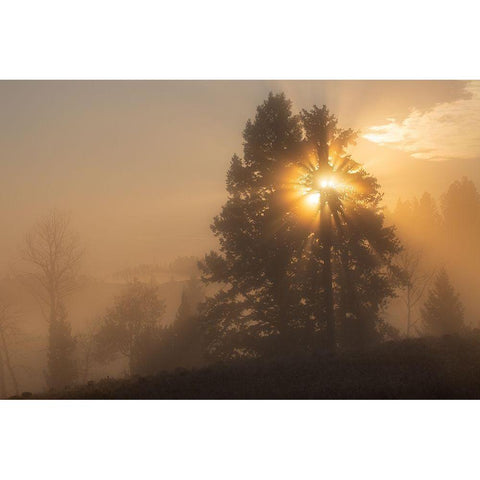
200,93,304,359
200,93,400,360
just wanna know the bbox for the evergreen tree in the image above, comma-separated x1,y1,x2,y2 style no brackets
171,276,206,368
176,276,205,324
46,303,77,390
0,297,21,397
421,268,464,336
200,93,400,360
298,105,400,350
441,177,480,270
132,276,206,373
441,177,480,236
200,93,304,359
95,281,166,375
416,192,442,229
389,192,441,249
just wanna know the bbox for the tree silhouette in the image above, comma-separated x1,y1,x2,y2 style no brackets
441,177,480,269
389,178,480,330
95,280,166,375
296,105,400,350
390,193,442,251
76,319,100,384
23,210,82,390
0,298,20,397
134,276,206,374
421,268,464,336
46,303,76,389
441,177,480,236
200,93,400,359
172,276,205,367
299,105,354,350
200,93,304,359
395,247,433,337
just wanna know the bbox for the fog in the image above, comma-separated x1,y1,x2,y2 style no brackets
0,80,472,275
2,80,480,398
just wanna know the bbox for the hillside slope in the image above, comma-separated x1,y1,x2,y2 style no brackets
21,335,480,399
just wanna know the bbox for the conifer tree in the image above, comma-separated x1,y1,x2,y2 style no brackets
200,93,304,359
172,276,206,368
200,93,400,360
421,268,464,336
95,281,166,375
46,303,77,390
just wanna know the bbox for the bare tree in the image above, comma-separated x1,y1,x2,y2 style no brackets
396,248,434,337
23,211,82,318
22,210,83,389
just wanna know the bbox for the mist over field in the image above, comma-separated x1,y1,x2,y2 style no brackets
2,80,480,398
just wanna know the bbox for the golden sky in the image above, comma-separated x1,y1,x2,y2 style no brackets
1,80,478,276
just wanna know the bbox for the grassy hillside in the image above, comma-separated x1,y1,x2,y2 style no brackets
19,335,480,399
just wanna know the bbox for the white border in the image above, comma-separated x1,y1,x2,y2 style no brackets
1,0,479,79
2,400,478,479
1,2,479,479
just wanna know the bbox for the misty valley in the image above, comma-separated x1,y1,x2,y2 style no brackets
2,86,480,399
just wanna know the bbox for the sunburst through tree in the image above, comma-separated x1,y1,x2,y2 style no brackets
200,94,400,359
278,105,390,351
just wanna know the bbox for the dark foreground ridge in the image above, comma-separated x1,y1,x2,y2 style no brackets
18,335,480,399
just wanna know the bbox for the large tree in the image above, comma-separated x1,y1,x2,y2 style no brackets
296,105,400,350
200,93,400,360
23,210,82,389
200,93,304,359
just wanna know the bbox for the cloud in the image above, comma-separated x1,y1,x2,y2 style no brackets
363,81,480,161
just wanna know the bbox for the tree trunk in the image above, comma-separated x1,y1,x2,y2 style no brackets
338,248,350,348
319,198,335,352
0,330,19,396
406,285,411,338
322,236,335,352
275,255,291,354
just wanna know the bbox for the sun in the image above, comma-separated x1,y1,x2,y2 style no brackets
315,175,338,190
305,191,320,207
302,174,342,209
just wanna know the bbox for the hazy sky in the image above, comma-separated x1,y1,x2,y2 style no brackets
1,80,479,276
